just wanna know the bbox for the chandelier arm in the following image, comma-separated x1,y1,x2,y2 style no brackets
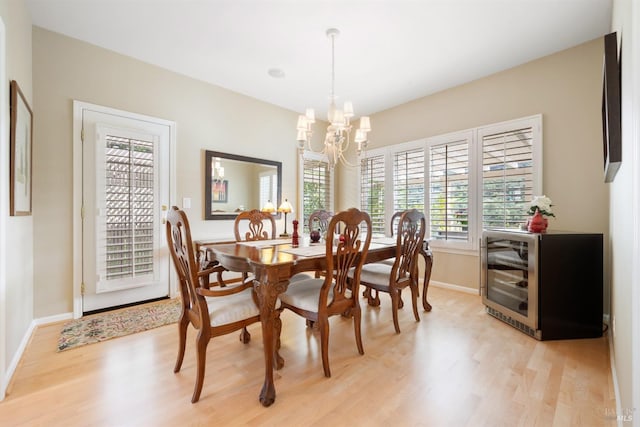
337,151,361,168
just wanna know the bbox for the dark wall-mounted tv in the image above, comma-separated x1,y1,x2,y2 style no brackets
602,31,621,183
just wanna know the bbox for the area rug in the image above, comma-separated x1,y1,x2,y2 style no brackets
57,298,181,352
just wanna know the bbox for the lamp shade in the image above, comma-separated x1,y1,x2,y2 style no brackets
359,116,371,132
261,201,275,213
278,199,293,213
297,115,308,131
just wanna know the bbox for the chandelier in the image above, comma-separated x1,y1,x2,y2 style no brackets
296,28,371,168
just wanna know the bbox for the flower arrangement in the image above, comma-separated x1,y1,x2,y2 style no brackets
527,195,555,217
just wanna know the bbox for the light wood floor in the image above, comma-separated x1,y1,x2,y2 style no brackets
0,287,616,427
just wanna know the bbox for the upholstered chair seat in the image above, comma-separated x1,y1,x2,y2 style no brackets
205,286,261,326
279,278,350,312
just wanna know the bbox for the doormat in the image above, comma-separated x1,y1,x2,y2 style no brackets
57,298,181,352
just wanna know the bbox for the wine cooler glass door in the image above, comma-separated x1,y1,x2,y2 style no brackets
482,232,538,330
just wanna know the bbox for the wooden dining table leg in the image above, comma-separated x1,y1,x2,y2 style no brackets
252,265,288,407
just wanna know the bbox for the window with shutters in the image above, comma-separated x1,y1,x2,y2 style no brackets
428,132,472,244
300,152,334,233
393,147,425,213
101,135,156,282
359,153,385,235
357,114,541,252
480,122,537,230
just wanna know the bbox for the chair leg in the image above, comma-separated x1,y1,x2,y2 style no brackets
390,289,402,334
353,306,364,355
274,313,284,370
191,331,209,403
410,283,421,323
174,315,189,373
363,287,380,307
318,317,331,378
239,327,251,344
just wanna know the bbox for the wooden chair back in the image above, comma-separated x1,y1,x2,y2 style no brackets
166,207,209,331
234,209,276,241
392,209,426,286
308,209,334,236
321,208,372,315
390,211,403,236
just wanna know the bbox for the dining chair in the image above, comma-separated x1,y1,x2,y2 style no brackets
234,209,277,241
166,206,261,403
355,209,426,333
308,209,334,237
276,208,372,377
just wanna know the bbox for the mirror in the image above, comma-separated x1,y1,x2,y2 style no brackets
204,150,282,220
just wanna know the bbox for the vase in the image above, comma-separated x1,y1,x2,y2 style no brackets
527,209,548,233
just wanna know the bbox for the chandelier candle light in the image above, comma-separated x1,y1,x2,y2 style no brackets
296,28,371,168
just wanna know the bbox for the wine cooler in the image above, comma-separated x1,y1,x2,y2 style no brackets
481,229,603,340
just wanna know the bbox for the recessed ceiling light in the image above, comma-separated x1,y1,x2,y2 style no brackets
268,68,285,78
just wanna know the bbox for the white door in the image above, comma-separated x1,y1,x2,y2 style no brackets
81,107,172,313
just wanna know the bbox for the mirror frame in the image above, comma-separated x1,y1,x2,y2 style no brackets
204,150,282,220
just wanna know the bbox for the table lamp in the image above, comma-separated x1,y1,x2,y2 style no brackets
278,199,293,237
261,200,275,213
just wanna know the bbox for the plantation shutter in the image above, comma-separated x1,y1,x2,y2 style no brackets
99,135,156,285
428,138,469,242
302,157,332,233
481,126,534,230
360,154,385,235
393,147,425,213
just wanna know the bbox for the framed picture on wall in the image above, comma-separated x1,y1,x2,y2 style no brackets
9,80,33,216
211,179,228,203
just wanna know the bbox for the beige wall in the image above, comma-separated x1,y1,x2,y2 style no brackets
32,27,300,317
610,0,637,415
340,38,609,294
0,0,33,386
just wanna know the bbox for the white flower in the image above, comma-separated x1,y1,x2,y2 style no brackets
527,195,555,217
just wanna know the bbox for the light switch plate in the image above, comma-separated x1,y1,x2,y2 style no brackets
183,197,191,209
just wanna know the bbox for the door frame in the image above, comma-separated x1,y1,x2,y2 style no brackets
72,101,177,318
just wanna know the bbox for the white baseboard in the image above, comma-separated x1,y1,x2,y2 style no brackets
428,279,478,295
3,319,36,399
607,328,623,427
1,312,72,401
34,312,73,326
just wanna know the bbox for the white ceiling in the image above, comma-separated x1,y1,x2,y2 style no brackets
26,0,612,119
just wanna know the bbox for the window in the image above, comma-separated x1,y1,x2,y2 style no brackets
300,151,334,233
102,135,156,280
393,147,425,213
358,115,542,252
428,132,471,243
359,153,385,235
480,124,535,230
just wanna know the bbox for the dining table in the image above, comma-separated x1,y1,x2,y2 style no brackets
200,236,430,406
